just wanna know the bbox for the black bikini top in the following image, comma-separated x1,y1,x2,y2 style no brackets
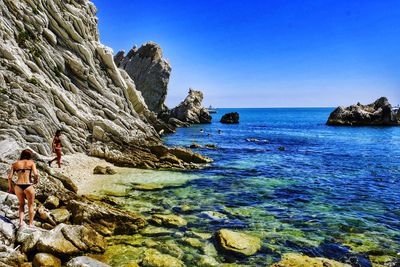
14,168,33,183
15,168,32,173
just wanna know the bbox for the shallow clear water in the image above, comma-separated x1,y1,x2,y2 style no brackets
99,108,400,266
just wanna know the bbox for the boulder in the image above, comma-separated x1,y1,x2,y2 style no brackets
44,196,60,209
37,205,57,226
269,253,351,267
35,174,76,203
0,246,27,266
115,42,171,114
32,253,61,267
220,112,239,124
141,249,185,267
0,217,16,246
151,214,187,228
19,224,105,257
67,200,146,235
50,208,70,224
66,256,110,267
93,166,116,175
50,173,79,194
169,89,212,124
327,97,400,126
215,229,261,257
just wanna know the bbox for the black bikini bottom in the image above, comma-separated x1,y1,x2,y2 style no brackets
15,184,33,190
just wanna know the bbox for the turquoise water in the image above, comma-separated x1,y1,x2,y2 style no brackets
157,108,400,266
101,108,400,266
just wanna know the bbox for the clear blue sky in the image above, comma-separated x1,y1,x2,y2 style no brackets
92,0,400,108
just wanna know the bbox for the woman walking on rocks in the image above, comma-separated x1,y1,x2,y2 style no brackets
8,149,39,227
48,130,62,168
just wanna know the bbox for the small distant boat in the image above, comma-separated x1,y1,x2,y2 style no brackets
207,105,217,113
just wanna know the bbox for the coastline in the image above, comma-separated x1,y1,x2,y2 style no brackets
1,110,400,266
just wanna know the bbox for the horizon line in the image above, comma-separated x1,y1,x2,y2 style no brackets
203,106,336,109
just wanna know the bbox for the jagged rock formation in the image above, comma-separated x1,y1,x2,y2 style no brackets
220,112,239,124
114,42,171,114
167,89,212,125
0,0,208,169
327,97,400,126
115,43,213,126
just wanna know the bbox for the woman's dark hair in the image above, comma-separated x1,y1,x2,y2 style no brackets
55,130,62,136
20,149,32,160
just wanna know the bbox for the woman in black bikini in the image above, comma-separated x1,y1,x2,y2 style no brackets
7,149,39,227
48,130,62,168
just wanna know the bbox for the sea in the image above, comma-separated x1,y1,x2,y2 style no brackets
100,108,400,266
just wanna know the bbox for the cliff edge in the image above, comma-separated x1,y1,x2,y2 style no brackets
0,0,210,169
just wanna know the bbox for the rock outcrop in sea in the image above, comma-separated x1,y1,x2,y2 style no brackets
327,97,400,126
166,89,212,125
220,112,240,124
0,0,210,169
114,42,171,114
116,44,212,127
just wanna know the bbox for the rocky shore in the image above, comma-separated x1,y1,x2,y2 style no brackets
0,154,356,266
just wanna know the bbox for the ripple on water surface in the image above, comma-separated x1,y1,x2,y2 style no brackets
93,108,400,266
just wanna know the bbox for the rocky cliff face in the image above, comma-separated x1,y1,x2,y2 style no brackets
0,0,209,168
327,97,399,126
114,42,171,114
116,44,212,126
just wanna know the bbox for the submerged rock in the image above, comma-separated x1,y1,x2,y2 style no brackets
66,256,110,267
327,97,400,126
131,183,165,191
215,229,261,257
198,255,219,267
151,214,187,228
142,248,185,267
220,113,239,124
269,253,351,267
169,89,212,124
